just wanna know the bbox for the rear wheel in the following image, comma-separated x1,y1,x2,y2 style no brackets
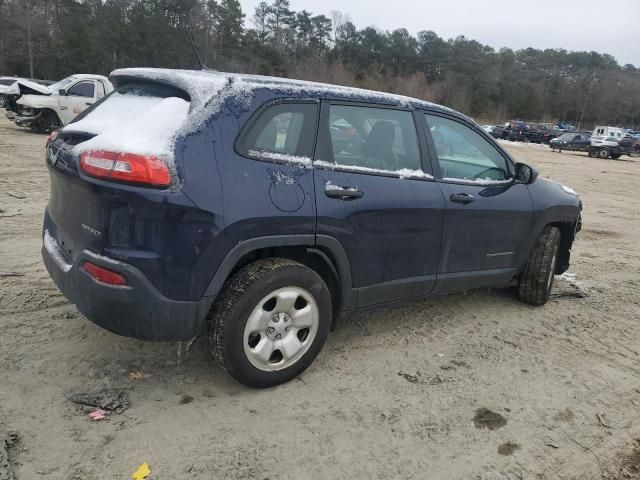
208,258,332,388
598,148,610,159
610,153,621,160
588,149,596,158
518,226,561,306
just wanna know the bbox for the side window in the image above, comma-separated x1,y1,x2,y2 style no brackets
96,81,105,98
321,105,421,172
238,103,317,160
425,114,511,182
67,81,95,98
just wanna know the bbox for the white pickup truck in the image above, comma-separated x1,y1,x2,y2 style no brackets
8,74,113,133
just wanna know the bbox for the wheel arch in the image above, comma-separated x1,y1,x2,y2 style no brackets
201,235,355,329
547,220,576,274
41,107,63,126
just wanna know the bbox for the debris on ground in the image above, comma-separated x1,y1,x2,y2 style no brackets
597,413,613,429
129,371,153,380
0,272,24,278
397,372,419,384
473,408,508,430
543,436,560,449
551,272,589,299
132,462,151,480
0,210,21,218
0,432,19,480
67,388,129,413
88,409,109,421
6,192,26,199
497,441,520,456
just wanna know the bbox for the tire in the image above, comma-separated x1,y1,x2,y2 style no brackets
208,258,332,388
588,149,596,158
598,148,610,159
610,153,621,160
517,226,561,306
29,110,60,134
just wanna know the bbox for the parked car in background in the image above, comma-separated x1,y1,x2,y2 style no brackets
490,125,505,139
619,137,640,153
42,67,582,387
0,77,22,107
503,121,528,141
7,74,113,133
482,125,504,139
528,127,562,144
0,76,52,108
550,132,591,152
591,135,620,148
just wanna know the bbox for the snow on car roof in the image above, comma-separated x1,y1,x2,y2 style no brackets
110,67,462,118
73,67,468,177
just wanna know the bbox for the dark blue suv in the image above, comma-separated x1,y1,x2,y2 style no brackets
43,68,582,387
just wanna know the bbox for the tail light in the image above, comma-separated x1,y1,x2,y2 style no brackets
80,150,171,188
83,262,128,286
46,129,60,149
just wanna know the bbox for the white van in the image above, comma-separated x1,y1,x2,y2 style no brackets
591,126,624,147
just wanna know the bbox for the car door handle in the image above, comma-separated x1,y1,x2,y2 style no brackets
325,185,364,200
450,193,475,204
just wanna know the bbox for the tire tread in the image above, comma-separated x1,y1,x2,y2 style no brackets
518,226,561,306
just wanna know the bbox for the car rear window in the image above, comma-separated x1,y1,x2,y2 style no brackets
65,82,192,167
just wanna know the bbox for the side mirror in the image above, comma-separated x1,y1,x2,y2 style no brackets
515,163,538,184
59,89,67,96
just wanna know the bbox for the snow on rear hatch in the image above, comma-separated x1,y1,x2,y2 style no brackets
64,90,191,170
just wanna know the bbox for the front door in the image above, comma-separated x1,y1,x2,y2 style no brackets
59,80,96,124
423,112,533,292
314,102,446,307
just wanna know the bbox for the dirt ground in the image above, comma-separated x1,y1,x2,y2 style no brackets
1,114,640,480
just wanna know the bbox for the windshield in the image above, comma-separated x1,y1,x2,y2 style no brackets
48,76,77,92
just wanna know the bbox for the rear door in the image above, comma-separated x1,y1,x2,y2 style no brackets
423,112,533,291
313,102,445,307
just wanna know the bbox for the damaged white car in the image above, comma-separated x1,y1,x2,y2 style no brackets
9,74,113,133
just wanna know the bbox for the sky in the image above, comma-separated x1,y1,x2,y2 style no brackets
238,0,640,67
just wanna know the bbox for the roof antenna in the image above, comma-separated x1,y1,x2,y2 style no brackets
183,27,215,72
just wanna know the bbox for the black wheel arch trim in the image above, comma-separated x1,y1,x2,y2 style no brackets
518,208,581,275
199,233,355,317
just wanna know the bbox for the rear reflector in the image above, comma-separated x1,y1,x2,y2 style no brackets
83,261,128,286
80,150,171,188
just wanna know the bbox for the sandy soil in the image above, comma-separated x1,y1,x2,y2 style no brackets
1,115,640,480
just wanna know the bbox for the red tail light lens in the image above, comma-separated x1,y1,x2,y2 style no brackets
80,150,171,188
83,262,128,286
46,129,60,149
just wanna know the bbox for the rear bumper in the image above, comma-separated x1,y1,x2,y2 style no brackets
42,230,211,341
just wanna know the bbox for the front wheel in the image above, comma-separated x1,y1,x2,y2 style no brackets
517,226,561,306
598,148,610,159
29,110,60,134
208,258,332,388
